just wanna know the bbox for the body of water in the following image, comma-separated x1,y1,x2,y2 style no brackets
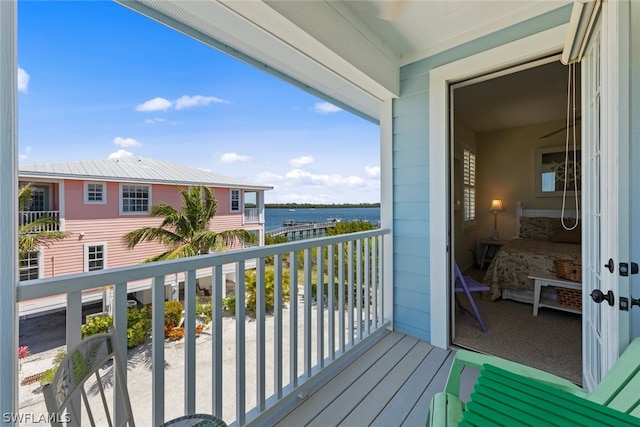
265,207,380,232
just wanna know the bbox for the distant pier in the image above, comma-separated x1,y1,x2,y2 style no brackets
267,220,338,240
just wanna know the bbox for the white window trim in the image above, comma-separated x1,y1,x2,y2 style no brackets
84,181,107,204
19,250,43,281
119,183,152,215
230,189,241,213
84,242,107,272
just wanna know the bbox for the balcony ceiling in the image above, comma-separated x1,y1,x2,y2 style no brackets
120,0,572,128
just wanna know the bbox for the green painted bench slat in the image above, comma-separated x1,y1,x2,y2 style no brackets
426,337,640,427
471,365,640,426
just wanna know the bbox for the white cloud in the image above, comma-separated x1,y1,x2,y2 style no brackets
174,95,229,110
285,169,366,188
220,152,250,164
289,155,314,168
312,102,342,114
365,166,380,178
256,171,283,182
19,146,32,160
135,97,172,112
18,67,30,93
113,136,141,148
108,149,134,159
144,118,166,125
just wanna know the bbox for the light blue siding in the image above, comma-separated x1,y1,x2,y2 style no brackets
630,1,640,339
392,5,572,342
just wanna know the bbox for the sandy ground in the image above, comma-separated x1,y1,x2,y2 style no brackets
17,294,340,426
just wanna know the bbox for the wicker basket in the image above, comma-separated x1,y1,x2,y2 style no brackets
554,259,582,282
556,287,582,309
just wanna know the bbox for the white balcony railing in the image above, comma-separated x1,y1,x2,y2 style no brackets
16,228,390,426
18,210,61,232
243,207,259,223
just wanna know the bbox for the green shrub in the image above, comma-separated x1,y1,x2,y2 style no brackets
245,269,290,316
195,302,212,323
39,350,66,386
164,300,184,327
222,294,236,314
81,306,152,349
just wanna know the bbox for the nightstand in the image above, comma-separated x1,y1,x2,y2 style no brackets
479,239,507,269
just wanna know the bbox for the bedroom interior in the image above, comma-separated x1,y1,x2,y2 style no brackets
451,55,583,384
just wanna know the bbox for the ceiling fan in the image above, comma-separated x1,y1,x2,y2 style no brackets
378,0,408,21
539,117,581,139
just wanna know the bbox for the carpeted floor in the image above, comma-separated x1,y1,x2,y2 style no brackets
453,274,582,385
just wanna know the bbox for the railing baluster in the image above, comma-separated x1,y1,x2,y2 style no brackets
184,269,196,414
289,251,298,388
316,246,324,368
338,242,345,353
365,238,370,335
274,254,283,399
256,258,266,411
303,248,312,378
152,275,165,426
356,239,363,341
212,265,223,417
328,244,335,360
236,261,246,426
372,237,378,328
348,241,354,347
113,282,128,426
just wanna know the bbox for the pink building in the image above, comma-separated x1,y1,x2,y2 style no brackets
18,157,271,311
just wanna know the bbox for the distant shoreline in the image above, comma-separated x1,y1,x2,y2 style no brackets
264,203,380,209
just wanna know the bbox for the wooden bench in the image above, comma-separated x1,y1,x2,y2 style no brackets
427,337,640,426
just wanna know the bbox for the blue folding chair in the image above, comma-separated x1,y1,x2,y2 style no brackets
454,263,490,332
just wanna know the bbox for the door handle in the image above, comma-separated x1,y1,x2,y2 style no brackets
605,258,615,274
590,289,614,306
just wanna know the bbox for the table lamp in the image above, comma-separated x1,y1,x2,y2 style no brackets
490,199,504,240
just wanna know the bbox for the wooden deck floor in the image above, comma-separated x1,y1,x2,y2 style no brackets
272,330,478,427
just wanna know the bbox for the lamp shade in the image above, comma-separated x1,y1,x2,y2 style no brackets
490,199,504,212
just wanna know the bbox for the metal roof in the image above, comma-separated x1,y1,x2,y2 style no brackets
19,157,273,190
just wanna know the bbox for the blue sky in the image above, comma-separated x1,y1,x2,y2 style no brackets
17,1,380,204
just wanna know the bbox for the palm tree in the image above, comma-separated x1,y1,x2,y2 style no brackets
18,184,68,258
123,186,256,263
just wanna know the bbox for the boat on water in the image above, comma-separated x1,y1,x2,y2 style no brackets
327,217,341,223
289,209,296,212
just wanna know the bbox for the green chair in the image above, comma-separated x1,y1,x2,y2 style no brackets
427,337,640,426
43,327,227,427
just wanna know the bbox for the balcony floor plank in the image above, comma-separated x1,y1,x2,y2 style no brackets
274,331,456,427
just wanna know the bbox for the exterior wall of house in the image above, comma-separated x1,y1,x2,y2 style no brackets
393,6,572,342
30,179,257,278
629,0,640,338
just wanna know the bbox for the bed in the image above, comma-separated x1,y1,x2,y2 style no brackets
483,203,581,303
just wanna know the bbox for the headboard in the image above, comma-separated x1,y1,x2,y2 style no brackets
515,201,579,238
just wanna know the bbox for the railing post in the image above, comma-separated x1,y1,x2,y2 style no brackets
183,270,196,414
152,276,165,426
0,1,19,422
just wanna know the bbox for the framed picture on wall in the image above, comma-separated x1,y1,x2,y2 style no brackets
535,146,581,197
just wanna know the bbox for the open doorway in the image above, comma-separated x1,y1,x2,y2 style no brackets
450,55,583,384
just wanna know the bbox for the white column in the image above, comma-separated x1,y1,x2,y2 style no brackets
380,99,393,329
0,0,18,420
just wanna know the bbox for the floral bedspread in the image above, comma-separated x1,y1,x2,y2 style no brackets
482,238,581,301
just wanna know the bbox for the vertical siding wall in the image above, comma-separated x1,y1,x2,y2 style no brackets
393,6,571,342
630,0,640,338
